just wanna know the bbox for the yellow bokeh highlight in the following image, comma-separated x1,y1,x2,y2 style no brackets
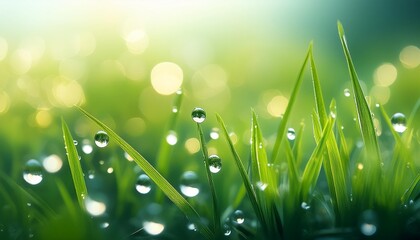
370,85,390,105
123,29,149,54
267,95,289,117
373,63,397,87
151,62,183,95
10,49,32,75
185,138,200,154
35,109,52,128
399,45,420,69
52,78,85,107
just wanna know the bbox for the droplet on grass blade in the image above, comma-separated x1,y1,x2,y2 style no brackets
287,128,296,140
23,159,43,185
191,107,206,123
301,202,311,210
208,154,222,173
344,88,351,97
136,174,152,194
359,210,378,236
94,131,109,147
180,171,200,197
223,224,232,236
391,113,407,133
232,210,245,224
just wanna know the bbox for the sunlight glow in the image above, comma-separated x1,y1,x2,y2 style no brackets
151,62,183,95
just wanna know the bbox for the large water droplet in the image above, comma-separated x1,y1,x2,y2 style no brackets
391,113,407,133
344,88,351,97
136,174,152,194
94,131,109,148
208,155,222,173
23,159,43,185
166,130,178,145
287,128,296,140
232,210,245,224
180,171,200,197
191,107,206,123
359,210,378,236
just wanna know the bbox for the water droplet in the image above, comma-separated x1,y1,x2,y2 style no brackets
187,223,197,231
191,107,206,123
73,140,78,145
330,104,337,118
143,221,165,235
136,174,152,194
172,106,178,113
223,224,232,236
166,130,178,145
94,131,109,147
208,155,222,173
287,128,296,140
84,196,107,216
344,88,351,97
100,222,109,229
82,139,93,154
107,167,113,174
210,128,220,139
301,202,311,210
88,170,95,179
23,159,43,185
391,113,407,133
232,210,245,224
180,171,200,197
359,210,378,236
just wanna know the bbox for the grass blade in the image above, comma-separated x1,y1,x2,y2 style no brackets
77,107,213,240
216,113,266,232
401,173,420,204
301,117,334,201
337,21,381,166
62,118,88,209
196,122,220,236
271,43,312,162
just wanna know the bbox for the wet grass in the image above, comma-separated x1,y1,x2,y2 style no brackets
1,22,419,240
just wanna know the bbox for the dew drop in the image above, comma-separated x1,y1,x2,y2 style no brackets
301,202,311,210
23,159,43,185
73,140,78,145
143,221,165,235
232,210,245,224
94,131,109,148
136,174,152,194
344,88,351,97
208,155,222,173
391,113,407,133
256,181,268,191
180,171,200,197
287,128,296,140
330,104,337,119
223,224,232,236
100,222,109,229
359,210,378,236
166,130,178,145
191,107,206,123
187,223,197,231
84,196,107,216
172,106,178,113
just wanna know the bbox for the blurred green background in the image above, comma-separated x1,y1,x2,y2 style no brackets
0,0,420,237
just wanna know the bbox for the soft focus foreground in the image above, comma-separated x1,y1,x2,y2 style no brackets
1,1,420,240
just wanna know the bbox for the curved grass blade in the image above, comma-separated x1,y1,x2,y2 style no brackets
401,173,420,204
216,113,266,232
301,117,334,201
196,122,221,236
77,107,213,240
62,118,88,209
155,90,183,203
337,21,381,167
271,43,312,162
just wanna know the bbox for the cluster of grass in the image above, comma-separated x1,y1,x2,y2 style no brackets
1,22,419,240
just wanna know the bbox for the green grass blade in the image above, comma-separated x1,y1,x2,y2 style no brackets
293,121,305,168
216,113,266,230
271,43,312,162
309,46,328,124
196,122,220,236
401,173,420,204
337,21,381,166
155,90,183,203
56,179,78,219
284,134,300,189
62,118,88,209
301,117,334,201
77,107,214,240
